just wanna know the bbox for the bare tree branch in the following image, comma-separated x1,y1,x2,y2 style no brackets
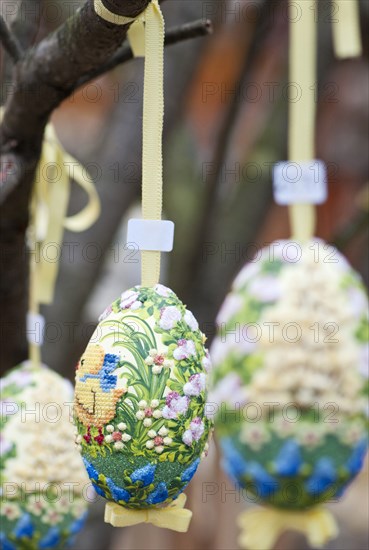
77,18,213,88
0,15,23,63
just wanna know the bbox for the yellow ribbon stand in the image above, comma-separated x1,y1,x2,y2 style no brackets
105,493,192,532
288,0,362,241
287,0,317,242
94,0,165,288
332,0,362,59
237,506,339,550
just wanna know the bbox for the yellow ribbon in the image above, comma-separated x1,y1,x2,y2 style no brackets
287,0,317,242
104,493,192,532
31,122,100,306
332,0,362,59
94,0,165,287
237,506,339,550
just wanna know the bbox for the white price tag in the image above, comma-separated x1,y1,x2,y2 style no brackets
273,160,328,205
127,219,175,252
27,312,45,346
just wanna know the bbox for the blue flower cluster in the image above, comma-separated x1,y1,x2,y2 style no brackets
220,436,368,502
85,456,200,506
0,511,87,550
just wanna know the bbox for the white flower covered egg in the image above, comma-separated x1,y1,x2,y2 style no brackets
1,363,89,549
74,285,213,509
211,240,368,509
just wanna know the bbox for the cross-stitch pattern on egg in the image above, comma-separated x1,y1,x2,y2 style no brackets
75,345,126,427
211,240,368,509
1,363,89,549
74,285,213,509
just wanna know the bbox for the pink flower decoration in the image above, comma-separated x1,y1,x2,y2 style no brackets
162,391,189,419
120,290,142,310
173,339,196,361
183,373,206,397
182,417,205,446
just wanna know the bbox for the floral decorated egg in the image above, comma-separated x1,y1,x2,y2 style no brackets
211,239,368,509
1,362,89,550
74,284,213,509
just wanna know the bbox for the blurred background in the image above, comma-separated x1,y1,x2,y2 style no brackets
1,0,368,548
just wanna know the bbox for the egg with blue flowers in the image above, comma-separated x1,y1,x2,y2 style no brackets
74,285,213,510
1,362,89,549
210,240,368,509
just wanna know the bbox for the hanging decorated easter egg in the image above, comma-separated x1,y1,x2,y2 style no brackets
211,239,368,509
1,362,89,550
74,284,213,509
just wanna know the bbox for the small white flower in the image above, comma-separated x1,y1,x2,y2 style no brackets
105,435,113,443
145,356,154,366
153,409,162,419
146,440,155,449
117,422,127,431
155,445,164,454
202,352,212,373
143,418,152,427
182,430,193,446
152,365,163,375
136,410,145,420
121,433,132,442
138,400,148,409
163,437,172,445
158,426,168,436
151,399,159,408
75,435,82,444
106,425,114,433
159,306,182,330
155,284,172,297
184,309,199,331
148,430,157,438
114,441,124,450
120,290,141,310
149,349,158,357
163,360,173,369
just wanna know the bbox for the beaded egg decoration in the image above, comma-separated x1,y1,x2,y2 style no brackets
1,362,89,550
74,284,213,509
211,239,368,509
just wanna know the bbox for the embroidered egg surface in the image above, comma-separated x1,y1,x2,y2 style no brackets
0,362,89,550
211,240,368,509
74,285,213,509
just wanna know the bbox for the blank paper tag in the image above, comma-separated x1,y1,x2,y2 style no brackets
27,312,45,346
127,219,175,252
273,160,328,205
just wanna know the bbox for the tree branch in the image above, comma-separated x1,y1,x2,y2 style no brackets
77,18,213,88
0,15,23,63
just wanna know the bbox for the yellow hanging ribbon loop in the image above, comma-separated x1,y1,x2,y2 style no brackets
237,506,339,550
104,493,192,532
32,123,100,305
332,0,362,59
94,0,165,287
288,0,317,242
